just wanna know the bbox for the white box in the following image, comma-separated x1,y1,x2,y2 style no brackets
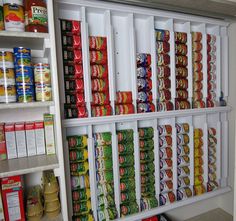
25,122,36,156
4,123,17,159
44,114,56,155
15,123,27,158
35,121,45,155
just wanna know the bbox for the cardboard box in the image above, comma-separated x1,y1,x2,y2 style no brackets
0,123,7,161
35,121,45,155
25,122,36,156
0,191,4,221
1,176,25,221
4,124,17,159
44,114,56,155
15,123,27,158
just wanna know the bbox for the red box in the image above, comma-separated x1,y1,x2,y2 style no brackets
1,176,25,221
0,123,6,161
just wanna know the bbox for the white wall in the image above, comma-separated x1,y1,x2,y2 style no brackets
165,22,236,221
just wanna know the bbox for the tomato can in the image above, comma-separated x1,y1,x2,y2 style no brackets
193,52,202,62
176,67,188,78
90,50,107,65
62,35,82,49
64,104,87,118
159,89,171,101
175,100,190,110
63,49,82,64
193,100,205,108
194,184,206,195
192,32,202,42
137,78,152,92
175,43,188,55
193,81,203,91
192,42,202,52
64,64,83,78
177,134,189,145
176,78,188,89
65,79,84,92
60,20,81,35
193,62,203,72
157,101,174,111
159,191,175,205
0,51,14,68
137,102,155,113
158,125,172,136
160,169,173,181
137,91,153,103
91,105,112,117
157,41,170,53
207,91,216,100
177,145,190,156
89,36,107,50
193,72,203,82
160,180,173,192
156,29,170,42
90,64,108,79
159,135,172,148
65,92,85,105
207,34,216,45
116,91,132,104
175,32,187,44
121,192,136,203
137,53,151,67
3,2,24,31
158,78,171,90
67,135,87,149
207,181,218,192
176,89,188,100
92,92,109,105
115,104,134,115
157,66,170,78
0,84,16,103
157,54,170,66
160,159,172,170
140,162,155,174
175,55,188,67
91,78,109,92
70,149,88,162
177,176,190,188
137,66,152,78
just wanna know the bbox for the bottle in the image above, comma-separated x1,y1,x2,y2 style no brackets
24,0,48,33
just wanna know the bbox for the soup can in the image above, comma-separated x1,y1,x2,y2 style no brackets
13,47,31,67
16,83,35,102
34,63,51,84
0,84,16,103
0,51,14,68
0,68,15,85
35,83,52,101
15,66,34,85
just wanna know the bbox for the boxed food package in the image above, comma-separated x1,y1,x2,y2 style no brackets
25,122,36,156
4,123,17,159
15,122,27,158
0,191,4,221
0,123,7,161
44,114,56,155
1,176,25,221
35,121,45,155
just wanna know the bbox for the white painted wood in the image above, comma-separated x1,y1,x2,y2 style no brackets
0,101,54,110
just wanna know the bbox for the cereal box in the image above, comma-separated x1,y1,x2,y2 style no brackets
35,121,45,155
4,123,17,159
44,114,56,155
25,122,36,156
15,122,27,158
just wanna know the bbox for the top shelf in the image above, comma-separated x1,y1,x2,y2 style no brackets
0,31,50,50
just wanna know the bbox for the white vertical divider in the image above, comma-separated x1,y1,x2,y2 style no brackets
81,7,92,117
133,120,141,209
171,117,178,194
203,115,209,187
216,114,222,186
169,19,176,107
153,118,160,197
215,26,221,100
189,117,194,191
220,26,229,98
128,14,138,113
149,16,157,110
105,10,116,113
88,126,98,221
112,123,121,217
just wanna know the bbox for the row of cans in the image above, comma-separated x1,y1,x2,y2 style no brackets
115,91,134,115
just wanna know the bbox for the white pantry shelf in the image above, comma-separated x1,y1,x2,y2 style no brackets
0,101,54,110
0,155,59,178
63,106,231,127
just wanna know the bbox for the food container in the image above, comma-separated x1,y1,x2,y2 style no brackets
0,51,14,68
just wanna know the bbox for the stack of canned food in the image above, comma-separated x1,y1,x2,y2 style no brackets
175,32,190,109
90,36,112,117
158,125,175,206
115,91,134,115
156,29,173,111
192,32,205,108
117,129,139,217
136,53,155,113
176,123,192,200
139,127,158,211
67,135,94,221
193,128,206,195
207,34,217,107
94,132,118,220
207,128,218,192
61,20,88,119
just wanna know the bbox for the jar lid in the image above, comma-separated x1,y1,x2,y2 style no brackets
3,0,23,6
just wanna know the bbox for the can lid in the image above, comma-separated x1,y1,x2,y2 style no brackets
3,0,23,5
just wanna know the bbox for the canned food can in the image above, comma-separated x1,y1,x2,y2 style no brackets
177,166,190,177
117,129,133,143
208,147,216,157
193,52,202,62
94,132,111,146
177,187,192,200
194,138,203,148
194,184,206,195
177,134,191,146
60,20,81,34
160,169,173,181
194,148,203,158
139,127,154,139
157,54,170,66
159,89,171,102
62,35,81,49
175,32,187,43
98,207,117,220
98,195,115,208
207,99,216,108
194,175,204,185
175,55,188,67
207,34,216,45
158,78,171,90
70,149,88,162
120,203,139,216
0,68,15,85
177,145,190,156
137,91,153,103
193,62,203,72
120,179,135,192
208,81,216,91
207,44,216,53
14,47,31,65
96,158,113,171
159,135,172,148
160,180,173,192
207,181,218,192
89,36,107,50
137,66,152,79
137,78,152,92
140,197,158,211
34,63,51,84
208,128,216,136
97,182,114,196
192,32,202,42
140,162,155,174
176,89,188,100
194,166,204,176
91,105,112,117
192,42,202,52
118,143,134,155
139,139,154,150
15,66,33,85
90,50,107,65
159,147,172,159
158,125,172,136
157,66,170,78
207,91,216,100
193,72,203,82
193,82,203,91
208,155,216,165
141,184,155,196
140,150,154,163
16,84,35,102
91,64,108,79
119,155,134,166
71,174,90,189
156,29,170,42
63,49,82,64
137,102,155,113
73,201,91,214
116,104,134,115
176,123,189,134
0,51,14,68
97,170,114,183
208,136,217,146
194,128,203,138
70,161,89,175
64,105,88,118
207,63,216,73
121,192,136,203
35,84,52,101
137,53,151,67
141,174,155,185
72,188,90,201
116,91,132,104
91,78,109,92
194,157,203,167
92,92,110,105
119,166,135,178
176,67,188,78
95,145,112,159
64,79,83,92
0,85,16,103
207,53,216,63
176,78,188,89
193,100,205,109
177,176,190,188
208,172,217,181
67,135,87,149
160,159,172,170
157,41,170,53
177,155,190,166
175,43,188,55
159,191,175,206
157,101,174,111
64,64,83,78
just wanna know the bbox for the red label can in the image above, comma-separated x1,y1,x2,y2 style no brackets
175,32,187,43
175,43,188,55
176,78,188,89
116,91,132,104
91,65,108,79
115,104,134,115
89,36,107,50
176,89,188,100
175,99,190,110
90,51,107,65
192,42,202,52
92,105,112,117
176,55,188,67
157,66,170,78
176,67,188,78
192,32,202,42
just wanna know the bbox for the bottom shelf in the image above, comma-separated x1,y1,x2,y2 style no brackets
114,187,231,221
